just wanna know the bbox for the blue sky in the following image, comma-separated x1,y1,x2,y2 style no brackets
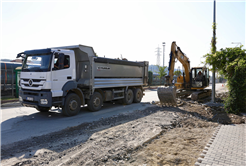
1,0,245,69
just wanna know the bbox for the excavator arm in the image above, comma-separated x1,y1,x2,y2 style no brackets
158,41,191,106
166,41,191,87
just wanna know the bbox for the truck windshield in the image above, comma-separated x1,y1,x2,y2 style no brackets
22,54,52,72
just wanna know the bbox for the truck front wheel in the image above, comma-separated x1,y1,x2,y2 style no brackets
63,93,81,116
36,107,51,112
123,89,134,105
87,92,103,112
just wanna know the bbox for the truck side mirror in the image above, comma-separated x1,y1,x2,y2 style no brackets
17,52,26,58
58,53,65,69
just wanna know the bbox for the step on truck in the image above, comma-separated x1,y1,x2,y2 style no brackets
17,45,149,116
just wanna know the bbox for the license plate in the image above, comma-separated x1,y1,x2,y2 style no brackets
26,97,34,101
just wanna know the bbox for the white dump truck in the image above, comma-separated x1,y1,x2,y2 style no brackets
17,45,148,116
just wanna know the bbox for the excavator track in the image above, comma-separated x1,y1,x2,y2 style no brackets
157,86,177,106
191,89,212,101
158,87,211,105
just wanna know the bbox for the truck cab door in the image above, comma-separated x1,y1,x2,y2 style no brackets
51,53,75,97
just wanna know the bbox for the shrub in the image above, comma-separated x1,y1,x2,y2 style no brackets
204,46,246,114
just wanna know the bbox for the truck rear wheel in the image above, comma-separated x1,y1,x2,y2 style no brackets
87,92,103,112
36,107,51,112
123,89,134,105
63,93,81,116
133,88,143,103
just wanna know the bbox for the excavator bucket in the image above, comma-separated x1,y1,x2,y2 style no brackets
157,86,177,106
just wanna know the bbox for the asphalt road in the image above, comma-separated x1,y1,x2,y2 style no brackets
1,83,227,146
1,90,158,146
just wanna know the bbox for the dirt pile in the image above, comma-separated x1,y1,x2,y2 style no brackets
215,92,228,98
124,118,218,166
154,91,245,124
183,91,244,124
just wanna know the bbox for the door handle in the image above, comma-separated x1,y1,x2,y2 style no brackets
67,76,72,79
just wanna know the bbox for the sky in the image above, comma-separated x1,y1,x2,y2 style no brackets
1,0,245,69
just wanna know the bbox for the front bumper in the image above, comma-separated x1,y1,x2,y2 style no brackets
19,89,52,108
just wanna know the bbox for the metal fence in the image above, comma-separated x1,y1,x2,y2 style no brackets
1,68,17,98
151,78,165,86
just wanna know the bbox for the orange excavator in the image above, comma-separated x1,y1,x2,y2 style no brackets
157,41,211,105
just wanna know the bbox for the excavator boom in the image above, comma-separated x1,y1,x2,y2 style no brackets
158,41,191,105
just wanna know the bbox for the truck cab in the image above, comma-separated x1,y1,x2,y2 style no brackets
18,48,76,111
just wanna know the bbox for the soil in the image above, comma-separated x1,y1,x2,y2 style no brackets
124,92,245,166
1,92,245,166
125,121,217,166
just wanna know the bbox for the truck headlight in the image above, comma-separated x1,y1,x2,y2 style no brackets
40,99,48,105
19,96,23,102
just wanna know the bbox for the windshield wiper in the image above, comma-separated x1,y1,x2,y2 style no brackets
22,69,30,71
36,69,45,72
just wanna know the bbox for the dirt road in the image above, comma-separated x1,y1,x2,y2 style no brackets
1,106,176,166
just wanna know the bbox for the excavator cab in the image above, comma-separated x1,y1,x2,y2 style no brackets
190,67,209,89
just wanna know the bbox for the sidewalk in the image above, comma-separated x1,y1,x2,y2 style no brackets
1,99,19,104
1,101,21,107
195,124,246,166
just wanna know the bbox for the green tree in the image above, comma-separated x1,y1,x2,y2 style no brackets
156,65,167,85
148,71,153,86
204,46,246,114
174,70,182,77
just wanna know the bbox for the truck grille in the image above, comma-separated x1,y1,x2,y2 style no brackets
23,99,39,103
21,79,46,88
24,91,39,96
23,84,40,87
23,79,44,82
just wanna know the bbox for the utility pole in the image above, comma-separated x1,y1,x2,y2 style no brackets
212,0,216,103
155,46,161,66
162,42,165,67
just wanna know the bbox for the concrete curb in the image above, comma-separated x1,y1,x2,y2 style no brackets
1,99,19,104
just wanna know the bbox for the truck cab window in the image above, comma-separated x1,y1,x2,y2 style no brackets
64,55,69,68
54,55,70,69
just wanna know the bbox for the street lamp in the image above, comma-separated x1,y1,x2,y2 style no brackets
231,42,241,47
162,42,165,67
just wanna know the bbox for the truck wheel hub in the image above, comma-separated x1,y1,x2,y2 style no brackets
137,92,140,99
93,97,100,107
69,100,78,111
127,93,132,100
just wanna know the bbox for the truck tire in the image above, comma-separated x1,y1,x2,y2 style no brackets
87,92,103,112
123,89,134,105
62,93,81,116
133,88,143,103
36,107,51,112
